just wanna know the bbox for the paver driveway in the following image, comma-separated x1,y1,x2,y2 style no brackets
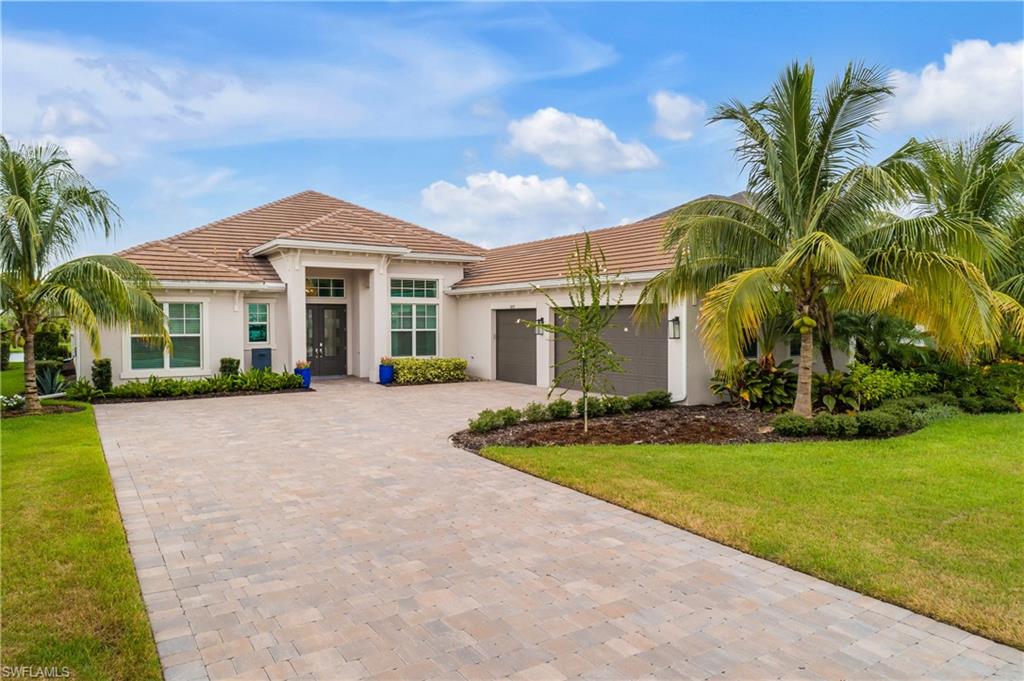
96,380,1022,681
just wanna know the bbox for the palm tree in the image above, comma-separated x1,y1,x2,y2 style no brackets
893,124,1024,344
1,137,167,413
639,62,1008,416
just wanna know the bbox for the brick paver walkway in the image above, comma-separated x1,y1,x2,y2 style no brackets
96,380,1022,681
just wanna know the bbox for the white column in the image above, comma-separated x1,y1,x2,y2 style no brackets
369,257,390,382
667,300,686,401
536,305,554,387
286,254,307,369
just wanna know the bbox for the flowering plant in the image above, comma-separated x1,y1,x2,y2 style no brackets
295,359,311,369
1,394,26,411
380,356,394,366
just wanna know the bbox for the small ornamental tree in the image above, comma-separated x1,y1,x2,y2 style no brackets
527,234,626,432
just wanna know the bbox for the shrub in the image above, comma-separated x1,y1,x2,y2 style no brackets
392,357,468,385
577,396,607,418
547,398,573,420
65,379,103,403
101,369,302,400
108,381,150,399
219,357,241,376
35,365,66,396
1,394,25,411
0,341,9,371
916,404,961,425
627,393,653,412
711,360,797,412
603,395,629,415
33,327,70,361
848,364,939,408
772,414,813,436
979,396,1018,413
522,402,551,423
812,413,859,438
958,396,983,414
495,406,522,427
468,409,504,433
856,410,902,436
813,371,860,413
645,390,673,409
91,358,112,392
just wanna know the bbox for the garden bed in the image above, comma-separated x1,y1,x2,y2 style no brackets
2,403,84,419
93,387,311,404
452,404,786,451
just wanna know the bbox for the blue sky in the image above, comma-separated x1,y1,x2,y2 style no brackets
4,2,1022,255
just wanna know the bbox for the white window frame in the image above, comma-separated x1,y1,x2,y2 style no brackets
305,277,346,299
244,300,274,348
121,298,210,379
388,278,441,357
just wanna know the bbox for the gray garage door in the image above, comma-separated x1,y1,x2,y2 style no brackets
496,309,537,384
555,305,667,395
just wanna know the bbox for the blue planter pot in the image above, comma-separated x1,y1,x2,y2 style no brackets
294,367,312,388
379,364,395,385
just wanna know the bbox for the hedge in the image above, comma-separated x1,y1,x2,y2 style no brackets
467,389,673,433
64,369,304,403
392,357,468,385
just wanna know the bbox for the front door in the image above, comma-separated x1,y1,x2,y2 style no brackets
306,304,347,375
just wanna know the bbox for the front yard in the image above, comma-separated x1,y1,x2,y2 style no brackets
1,404,162,680
484,414,1024,649
1,360,25,396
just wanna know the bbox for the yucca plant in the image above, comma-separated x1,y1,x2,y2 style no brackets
639,61,1008,416
1,137,168,413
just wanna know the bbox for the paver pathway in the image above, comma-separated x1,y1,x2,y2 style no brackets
96,379,1022,681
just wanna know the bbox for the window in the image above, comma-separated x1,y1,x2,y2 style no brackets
247,303,269,344
789,336,802,358
131,302,202,370
391,303,437,356
305,278,344,297
391,278,437,298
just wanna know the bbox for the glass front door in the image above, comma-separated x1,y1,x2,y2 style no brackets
306,304,347,375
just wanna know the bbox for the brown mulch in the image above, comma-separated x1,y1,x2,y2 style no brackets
2,404,85,419
452,404,792,451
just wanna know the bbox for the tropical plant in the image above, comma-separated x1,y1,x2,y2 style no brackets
35,365,66,396
832,311,931,368
1,137,167,413
893,123,1024,346
813,370,860,413
638,62,1009,416
527,235,626,431
710,359,798,412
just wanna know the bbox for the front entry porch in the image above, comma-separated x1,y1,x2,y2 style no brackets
306,303,347,375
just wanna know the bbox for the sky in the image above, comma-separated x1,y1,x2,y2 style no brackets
3,2,1023,256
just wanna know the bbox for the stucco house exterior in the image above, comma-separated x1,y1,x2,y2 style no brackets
77,190,831,403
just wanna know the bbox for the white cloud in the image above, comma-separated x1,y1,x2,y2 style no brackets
507,107,659,172
885,39,1024,131
421,171,606,245
649,90,707,141
151,168,237,200
39,134,118,172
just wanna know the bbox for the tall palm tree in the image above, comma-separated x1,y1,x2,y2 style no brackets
1,137,167,413
639,62,1008,416
892,124,1024,343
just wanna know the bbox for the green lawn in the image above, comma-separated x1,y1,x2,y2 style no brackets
1,404,162,680
2,360,25,396
484,414,1024,648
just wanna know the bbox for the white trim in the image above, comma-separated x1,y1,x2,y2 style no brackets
396,252,484,263
249,239,411,257
243,299,275,349
158,280,286,291
447,270,662,296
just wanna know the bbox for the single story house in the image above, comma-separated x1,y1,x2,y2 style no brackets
78,190,834,403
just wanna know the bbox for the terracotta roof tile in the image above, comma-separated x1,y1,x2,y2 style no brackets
119,190,483,283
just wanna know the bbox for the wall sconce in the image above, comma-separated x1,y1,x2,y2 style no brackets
535,317,545,335
669,316,681,340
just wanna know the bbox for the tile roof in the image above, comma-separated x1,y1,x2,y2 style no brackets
119,190,484,283
453,192,746,290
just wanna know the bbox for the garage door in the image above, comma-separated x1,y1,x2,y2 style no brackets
555,305,667,395
496,309,537,384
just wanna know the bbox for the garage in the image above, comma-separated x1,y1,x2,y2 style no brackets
495,309,537,384
555,305,667,395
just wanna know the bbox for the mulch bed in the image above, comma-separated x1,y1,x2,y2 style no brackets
95,388,312,405
2,404,85,419
452,404,792,451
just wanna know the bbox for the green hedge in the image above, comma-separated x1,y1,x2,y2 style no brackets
64,369,304,403
392,357,468,385
467,389,673,433
772,393,967,439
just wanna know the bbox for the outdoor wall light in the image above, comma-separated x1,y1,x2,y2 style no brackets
669,316,681,339
535,317,545,335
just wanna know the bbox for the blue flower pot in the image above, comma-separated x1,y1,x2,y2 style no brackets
379,364,395,385
294,367,311,388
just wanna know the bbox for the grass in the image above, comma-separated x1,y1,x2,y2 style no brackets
2,360,25,396
1,403,162,680
484,414,1024,648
